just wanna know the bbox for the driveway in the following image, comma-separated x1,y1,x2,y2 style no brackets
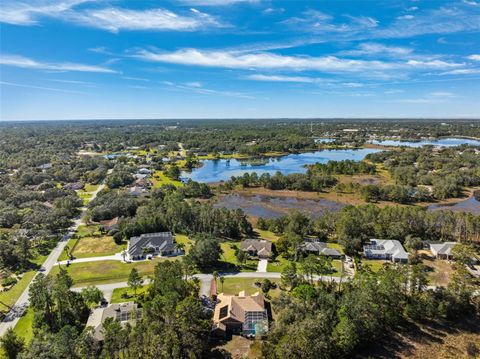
257,259,268,273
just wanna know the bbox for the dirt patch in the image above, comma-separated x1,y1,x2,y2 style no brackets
215,336,262,359
420,251,454,286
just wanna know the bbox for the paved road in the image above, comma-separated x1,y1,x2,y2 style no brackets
56,253,124,266
0,173,111,337
71,272,344,303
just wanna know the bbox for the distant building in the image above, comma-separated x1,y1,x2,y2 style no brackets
430,242,456,260
86,302,141,341
240,239,273,259
301,241,342,259
63,182,84,191
211,291,268,338
363,239,409,263
127,232,182,260
128,186,148,196
138,168,152,175
100,217,119,232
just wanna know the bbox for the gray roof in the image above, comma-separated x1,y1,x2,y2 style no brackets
364,239,408,260
86,302,141,341
240,239,272,255
128,232,176,257
301,242,341,257
430,242,456,256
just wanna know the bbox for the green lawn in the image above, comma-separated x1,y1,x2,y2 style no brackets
219,242,257,272
0,271,36,311
58,238,78,261
219,277,281,298
151,170,183,188
49,257,178,287
110,285,150,303
76,224,100,238
70,235,126,258
14,307,34,343
267,256,343,277
175,234,194,254
253,229,279,242
361,259,389,272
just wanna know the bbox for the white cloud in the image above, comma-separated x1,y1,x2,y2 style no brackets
263,7,285,14
177,0,260,5
184,81,203,87
345,42,413,56
135,48,463,75
397,15,414,20
65,7,222,32
0,54,117,73
0,0,87,25
0,1,223,32
440,68,480,75
0,80,86,94
246,74,320,83
430,91,454,97
467,54,480,61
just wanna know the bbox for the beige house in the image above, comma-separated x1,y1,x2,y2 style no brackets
240,239,272,259
211,291,268,338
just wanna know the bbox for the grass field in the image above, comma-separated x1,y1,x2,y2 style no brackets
267,255,343,276
362,259,389,272
151,170,183,188
219,242,257,272
70,235,126,258
219,277,281,297
13,307,34,343
253,229,279,242
0,271,36,311
175,234,194,254
110,285,150,303
49,257,178,287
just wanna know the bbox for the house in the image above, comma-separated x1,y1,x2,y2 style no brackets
211,291,268,338
86,302,141,341
363,239,409,263
100,217,119,232
128,186,148,196
138,168,152,175
301,241,342,259
127,232,182,260
64,182,84,191
134,178,151,188
240,239,273,259
430,242,456,260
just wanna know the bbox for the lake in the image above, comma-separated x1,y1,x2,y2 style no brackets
428,196,480,215
214,193,345,219
181,148,380,183
370,137,480,148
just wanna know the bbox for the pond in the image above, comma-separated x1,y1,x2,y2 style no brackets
369,137,480,148
214,193,345,219
427,196,480,215
181,148,380,183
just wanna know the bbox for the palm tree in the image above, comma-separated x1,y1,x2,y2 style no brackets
219,276,225,292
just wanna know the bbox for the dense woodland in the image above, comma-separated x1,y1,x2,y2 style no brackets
1,119,479,358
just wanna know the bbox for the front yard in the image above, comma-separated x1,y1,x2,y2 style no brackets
49,257,178,287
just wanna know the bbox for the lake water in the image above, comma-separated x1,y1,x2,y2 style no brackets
370,137,480,148
214,193,345,219
181,148,380,183
428,196,480,215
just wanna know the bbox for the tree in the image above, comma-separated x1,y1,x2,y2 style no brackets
128,268,143,296
236,249,247,267
0,329,24,359
187,235,222,270
80,286,104,308
219,276,225,292
281,262,300,290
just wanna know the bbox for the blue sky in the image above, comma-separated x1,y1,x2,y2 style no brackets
1,0,480,120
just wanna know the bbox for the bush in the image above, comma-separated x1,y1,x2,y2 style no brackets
1,277,18,287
